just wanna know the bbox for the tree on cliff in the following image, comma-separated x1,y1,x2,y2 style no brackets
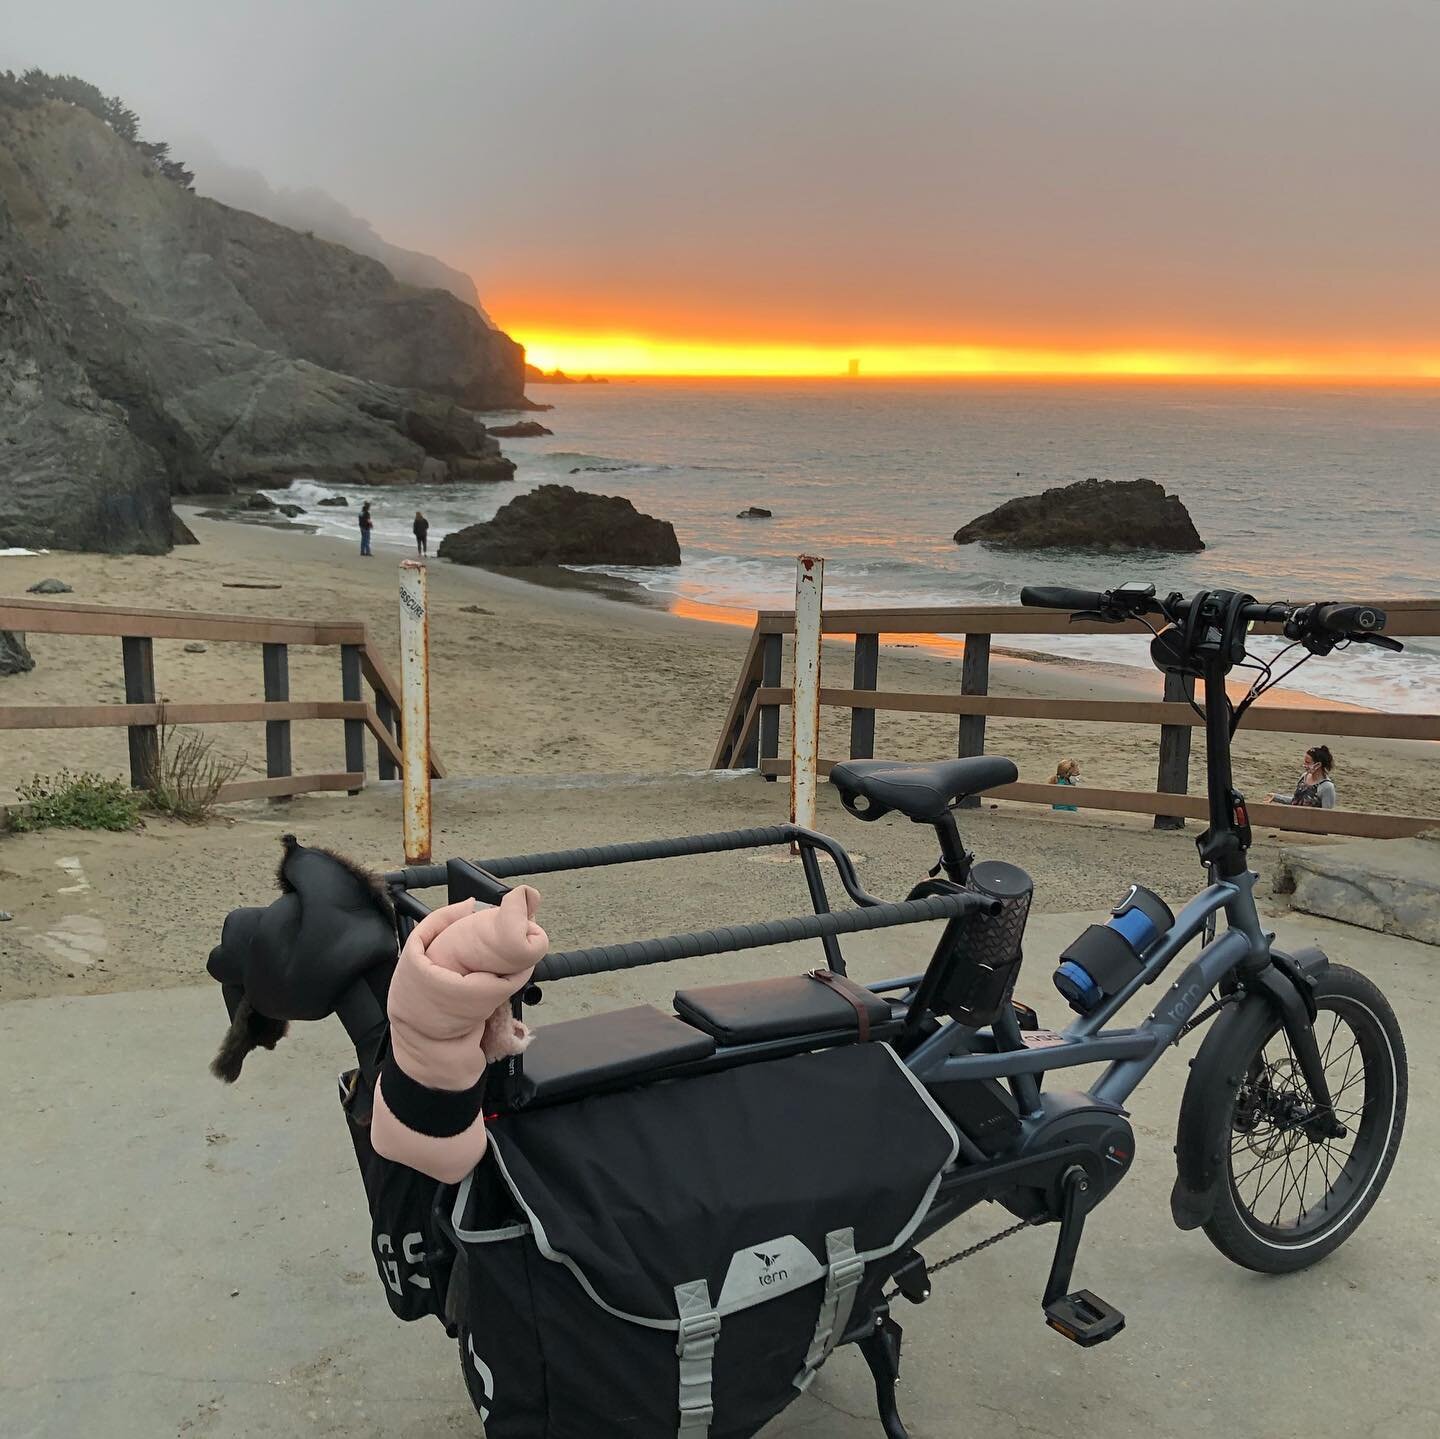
4,69,194,188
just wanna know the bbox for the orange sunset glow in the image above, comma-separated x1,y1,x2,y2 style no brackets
514,327,1440,381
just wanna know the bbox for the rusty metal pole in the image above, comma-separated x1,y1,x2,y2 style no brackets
399,560,432,863
790,554,825,841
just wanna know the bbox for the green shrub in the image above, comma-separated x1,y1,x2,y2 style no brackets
8,771,143,832
142,724,245,823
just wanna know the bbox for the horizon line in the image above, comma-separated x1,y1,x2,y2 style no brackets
531,368,1440,384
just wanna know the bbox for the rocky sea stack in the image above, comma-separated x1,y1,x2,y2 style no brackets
0,73,527,555
953,478,1205,552
438,485,682,568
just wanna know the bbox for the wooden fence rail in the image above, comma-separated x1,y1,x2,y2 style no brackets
712,599,1440,840
1,597,444,802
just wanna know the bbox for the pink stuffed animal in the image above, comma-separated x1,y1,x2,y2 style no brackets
370,886,548,1183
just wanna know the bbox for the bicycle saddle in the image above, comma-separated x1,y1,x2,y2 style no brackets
830,756,1018,821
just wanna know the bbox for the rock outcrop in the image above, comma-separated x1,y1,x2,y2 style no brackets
1,630,35,676
0,196,172,553
953,478,1205,552
0,83,528,554
486,421,553,437
438,485,682,568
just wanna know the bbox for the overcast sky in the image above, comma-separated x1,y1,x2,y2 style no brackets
6,1,1438,367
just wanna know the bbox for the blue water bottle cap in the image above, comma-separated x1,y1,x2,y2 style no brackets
1054,960,1103,1014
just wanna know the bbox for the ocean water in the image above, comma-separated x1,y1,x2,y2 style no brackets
266,379,1440,711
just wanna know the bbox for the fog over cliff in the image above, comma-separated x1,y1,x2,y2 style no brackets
176,132,493,323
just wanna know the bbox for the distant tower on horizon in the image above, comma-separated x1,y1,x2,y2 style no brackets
847,357,860,378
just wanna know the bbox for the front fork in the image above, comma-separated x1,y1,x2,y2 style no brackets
1246,957,1345,1139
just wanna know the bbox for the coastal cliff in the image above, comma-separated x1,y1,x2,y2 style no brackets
0,77,526,554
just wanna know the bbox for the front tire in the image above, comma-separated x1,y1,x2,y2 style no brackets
1193,963,1406,1273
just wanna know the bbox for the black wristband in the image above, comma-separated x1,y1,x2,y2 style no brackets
379,1053,487,1138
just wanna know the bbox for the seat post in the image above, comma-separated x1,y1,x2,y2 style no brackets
930,813,971,884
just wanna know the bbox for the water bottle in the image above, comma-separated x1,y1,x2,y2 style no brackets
1054,885,1175,1015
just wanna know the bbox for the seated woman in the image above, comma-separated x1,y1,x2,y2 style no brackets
1049,758,1081,811
1272,743,1337,809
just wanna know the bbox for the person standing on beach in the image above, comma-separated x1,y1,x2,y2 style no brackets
1272,744,1337,808
359,501,374,557
413,510,429,557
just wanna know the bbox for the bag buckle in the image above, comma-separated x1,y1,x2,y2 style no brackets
832,1256,866,1291
676,1311,722,1354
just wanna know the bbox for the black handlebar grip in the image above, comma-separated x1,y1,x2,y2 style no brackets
1314,603,1386,635
1020,585,1108,612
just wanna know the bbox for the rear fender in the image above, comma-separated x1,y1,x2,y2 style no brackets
1169,946,1329,1230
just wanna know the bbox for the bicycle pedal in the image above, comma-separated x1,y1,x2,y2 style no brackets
1043,1290,1125,1347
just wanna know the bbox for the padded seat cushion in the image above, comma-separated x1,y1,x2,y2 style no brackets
511,1004,716,1107
673,971,895,1046
830,755,1019,821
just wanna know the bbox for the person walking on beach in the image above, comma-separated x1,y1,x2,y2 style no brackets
358,501,374,557
413,510,429,557
1272,744,1337,809
1049,758,1081,811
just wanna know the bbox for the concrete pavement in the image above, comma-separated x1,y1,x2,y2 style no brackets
2,910,1436,1439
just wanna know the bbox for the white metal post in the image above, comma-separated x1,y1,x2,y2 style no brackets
398,560,432,863
790,554,824,836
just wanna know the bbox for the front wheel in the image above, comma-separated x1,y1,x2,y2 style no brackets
1193,963,1406,1273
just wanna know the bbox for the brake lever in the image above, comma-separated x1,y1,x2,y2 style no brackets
1353,632,1404,653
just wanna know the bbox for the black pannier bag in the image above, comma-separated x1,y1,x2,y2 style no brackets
442,1041,959,1439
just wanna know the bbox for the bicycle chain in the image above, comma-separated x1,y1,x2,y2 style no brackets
884,1217,1037,1302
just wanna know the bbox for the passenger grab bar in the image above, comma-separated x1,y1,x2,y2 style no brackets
384,824,887,909
536,890,998,981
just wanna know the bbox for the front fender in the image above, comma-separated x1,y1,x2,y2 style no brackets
1169,945,1329,1231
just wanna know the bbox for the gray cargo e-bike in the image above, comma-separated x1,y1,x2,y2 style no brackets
371,582,1409,1436
217,582,1407,1439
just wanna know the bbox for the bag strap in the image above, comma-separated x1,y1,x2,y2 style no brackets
675,1280,720,1437
794,1228,866,1392
808,969,873,1041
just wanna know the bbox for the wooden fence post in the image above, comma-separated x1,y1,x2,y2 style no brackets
340,643,365,794
399,561,433,863
262,642,292,785
121,636,158,788
1155,670,1196,830
956,632,991,808
376,693,399,781
790,556,824,833
849,632,879,758
757,631,783,780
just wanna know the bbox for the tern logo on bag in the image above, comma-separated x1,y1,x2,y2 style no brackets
755,1250,789,1285
719,1234,824,1308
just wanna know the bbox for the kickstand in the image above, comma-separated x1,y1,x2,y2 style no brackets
858,1312,910,1439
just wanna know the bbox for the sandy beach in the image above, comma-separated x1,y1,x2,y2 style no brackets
3,510,1435,816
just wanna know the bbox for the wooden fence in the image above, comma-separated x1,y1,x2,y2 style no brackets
711,600,1440,841
0,598,444,802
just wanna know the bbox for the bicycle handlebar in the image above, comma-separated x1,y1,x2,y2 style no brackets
1022,583,1392,644
1019,585,1112,613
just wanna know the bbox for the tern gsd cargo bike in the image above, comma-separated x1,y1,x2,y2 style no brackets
207,583,1407,1439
